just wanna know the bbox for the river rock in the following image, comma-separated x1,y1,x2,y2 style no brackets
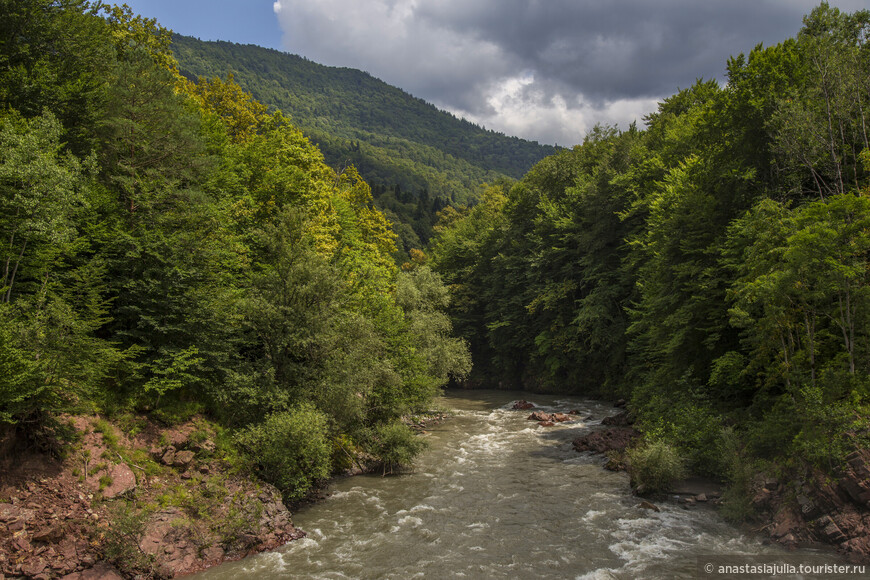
745,448,870,561
512,400,535,410
139,508,186,555
572,427,639,454
138,508,206,577
838,450,870,507
601,411,633,427
538,421,555,427
166,429,191,448
639,500,660,512
21,557,47,577
160,447,176,466
528,411,553,422
32,525,65,544
527,411,572,422
816,515,848,544
771,507,802,538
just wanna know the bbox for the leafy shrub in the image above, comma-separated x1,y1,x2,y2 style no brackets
104,503,155,577
235,405,331,501
627,439,686,494
370,421,427,475
116,413,147,437
669,404,725,477
718,427,757,522
150,400,204,426
637,400,725,477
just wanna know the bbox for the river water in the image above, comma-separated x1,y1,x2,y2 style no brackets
195,390,842,579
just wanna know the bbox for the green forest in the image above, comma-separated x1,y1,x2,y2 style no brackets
0,0,470,502
168,34,557,262
430,3,870,512
2,0,870,532
169,34,558,198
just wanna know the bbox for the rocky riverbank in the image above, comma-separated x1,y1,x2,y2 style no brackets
0,416,304,579
749,448,870,562
562,402,870,563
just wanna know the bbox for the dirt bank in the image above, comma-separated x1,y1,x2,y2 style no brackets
0,415,303,578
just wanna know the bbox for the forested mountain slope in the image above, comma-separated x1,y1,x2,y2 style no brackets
170,34,558,206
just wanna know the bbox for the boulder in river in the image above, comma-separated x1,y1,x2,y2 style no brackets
528,411,553,422
512,400,535,410
528,411,573,423
639,500,661,512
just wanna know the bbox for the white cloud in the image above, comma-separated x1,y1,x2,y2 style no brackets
442,75,660,146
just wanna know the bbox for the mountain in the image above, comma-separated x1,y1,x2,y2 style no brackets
170,34,558,207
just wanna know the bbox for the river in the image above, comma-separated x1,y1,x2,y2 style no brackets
195,390,843,579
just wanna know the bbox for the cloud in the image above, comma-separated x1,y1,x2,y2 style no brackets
272,0,864,145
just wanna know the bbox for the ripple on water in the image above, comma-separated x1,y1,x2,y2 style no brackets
397,515,423,527
582,509,606,522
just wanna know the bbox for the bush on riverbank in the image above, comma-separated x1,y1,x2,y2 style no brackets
235,406,332,501
370,420,429,475
626,439,686,494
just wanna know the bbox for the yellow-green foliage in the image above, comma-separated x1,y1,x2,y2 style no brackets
627,440,686,494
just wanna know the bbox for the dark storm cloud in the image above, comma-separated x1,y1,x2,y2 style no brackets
272,0,865,145
414,0,808,103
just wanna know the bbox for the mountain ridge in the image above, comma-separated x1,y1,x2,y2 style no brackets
170,34,559,204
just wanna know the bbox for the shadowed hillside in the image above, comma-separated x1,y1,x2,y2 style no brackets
171,34,559,206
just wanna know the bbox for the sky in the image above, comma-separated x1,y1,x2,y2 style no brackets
120,1,866,146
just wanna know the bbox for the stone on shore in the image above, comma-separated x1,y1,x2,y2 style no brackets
572,427,639,454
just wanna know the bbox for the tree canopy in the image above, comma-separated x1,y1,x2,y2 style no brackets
0,0,469,501
431,3,870,484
